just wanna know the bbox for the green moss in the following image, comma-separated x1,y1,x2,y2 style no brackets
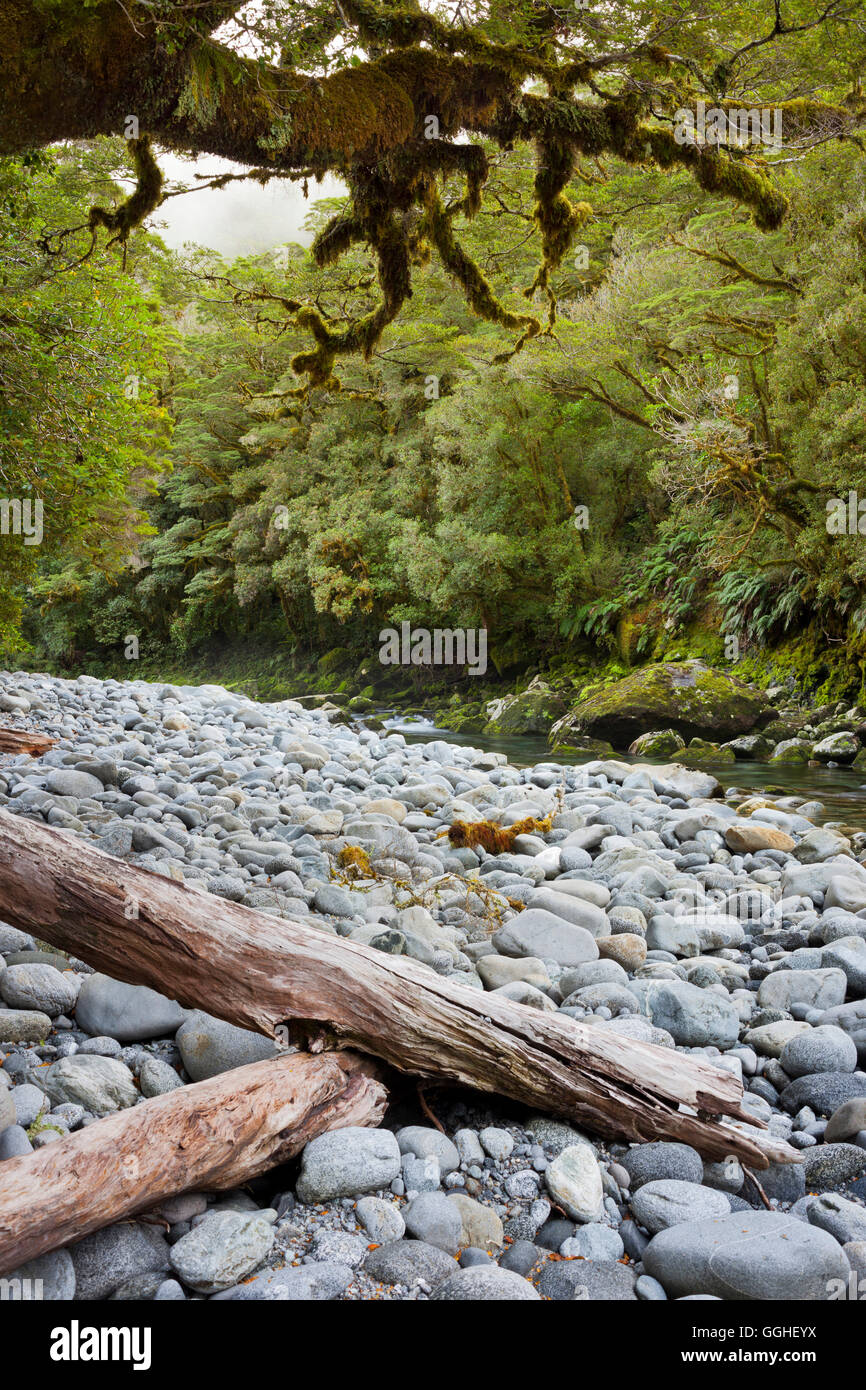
27,1114,64,1141
549,736,615,756
679,742,736,765
553,660,768,749
317,646,355,675
483,682,565,735
734,631,864,705
88,136,163,246
769,739,812,763
629,728,685,757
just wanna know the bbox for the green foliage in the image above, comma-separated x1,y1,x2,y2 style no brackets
0,144,170,650
714,568,808,644
6,84,866,686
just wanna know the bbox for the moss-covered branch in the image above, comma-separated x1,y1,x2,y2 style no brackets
88,137,164,245
2,1,862,389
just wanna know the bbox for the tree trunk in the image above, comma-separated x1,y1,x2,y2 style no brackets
0,1051,386,1275
0,728,55,755
0,811,799,1167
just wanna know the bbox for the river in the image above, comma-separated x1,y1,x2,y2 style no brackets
380,713,866,830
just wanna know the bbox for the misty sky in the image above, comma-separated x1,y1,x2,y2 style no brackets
151,152,347,260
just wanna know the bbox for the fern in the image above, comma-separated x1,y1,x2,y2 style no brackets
713,567,808,643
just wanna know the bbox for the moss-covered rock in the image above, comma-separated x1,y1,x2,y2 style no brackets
550,660,769,750
721,732,776,760
550,735,615,757
770,739,812,763
316,646,355,675
811,731,859,762
628,729,685,757
761,717,808,742
484,678,565,735
616,609,657,665
679,741,737,766
445,708,488,734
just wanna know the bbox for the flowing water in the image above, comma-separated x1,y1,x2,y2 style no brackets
380,713,866,830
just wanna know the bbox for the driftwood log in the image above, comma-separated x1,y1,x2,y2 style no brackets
0,811,799,1168
0,727,55,756
0,1051,386,1274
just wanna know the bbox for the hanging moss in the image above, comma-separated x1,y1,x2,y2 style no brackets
87,136,163,245
158,23,843,391
526,136,592,320
422,183,541,341
174,41,240,130
311,212,365,268
645,128,788,230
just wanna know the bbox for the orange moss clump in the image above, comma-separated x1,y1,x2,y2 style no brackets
337,844,374,877
445,814,554,854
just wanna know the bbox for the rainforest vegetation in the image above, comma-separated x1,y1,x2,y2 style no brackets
2,1,866,703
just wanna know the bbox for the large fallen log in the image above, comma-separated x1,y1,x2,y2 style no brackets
0,810,799,1167
0,727,55,756
0,1051,386,1274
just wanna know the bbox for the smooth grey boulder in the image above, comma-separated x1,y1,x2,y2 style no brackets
631,1180,730,1234
430,1266,540,1300
11,1082,49,1127
45,768,104,798
355,1196,405,1244
169,1211,274,1294
0,963,79,1017
296,1126,401,1203
645,915,700,958
526,887,609,937
780,1071,866,1116
75,973,187,1042
403,1191,462,1253
643,1210,851,1300
0,1008,53,1043
139,1055,184,1097
807,1193,866,1245
758,968,847,1012
364,1239,456,1287
628,979,739,1048
822,940,866,995
544,1143,603,1222
538,1258,638,1300
780,1025,857,1078
40,1054,138,1117
1,1249,75,1300
826,1098,866,1143
818,1001,866,1065
0,1086,14,1135
176,1010,278,1081
621,1141,703,1191
493,908,599,966
0,925,35,956
211,1262,352,1301
559,960,628,993
802,1143,866,1191
0,1123,33,1158
395,1125,460,1174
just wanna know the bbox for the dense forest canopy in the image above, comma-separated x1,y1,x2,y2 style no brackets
1,2,866,696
